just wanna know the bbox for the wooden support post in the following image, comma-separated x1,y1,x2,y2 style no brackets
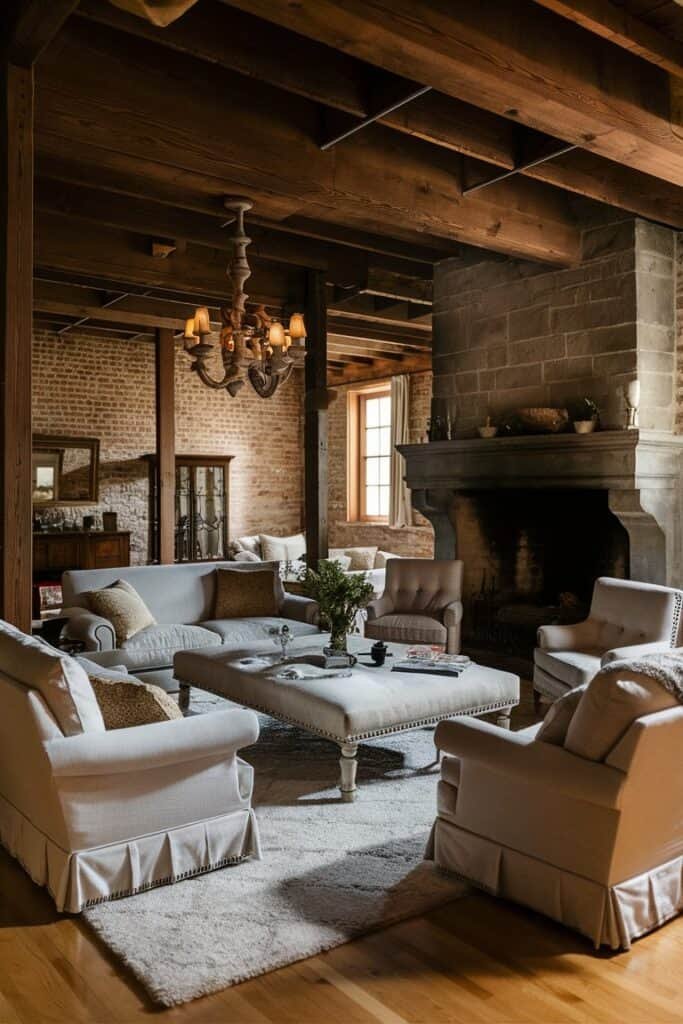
155,327,175,565
304,269,328,566
0,63,33,631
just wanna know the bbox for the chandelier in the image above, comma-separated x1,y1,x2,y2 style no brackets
182,197,307,398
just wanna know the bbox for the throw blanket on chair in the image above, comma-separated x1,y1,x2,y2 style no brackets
596,651,683,704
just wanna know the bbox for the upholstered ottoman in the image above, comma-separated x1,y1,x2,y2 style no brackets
175,635,519,800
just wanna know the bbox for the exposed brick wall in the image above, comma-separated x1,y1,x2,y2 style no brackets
32,330,304,565
327,373,434,557
433,217,677,435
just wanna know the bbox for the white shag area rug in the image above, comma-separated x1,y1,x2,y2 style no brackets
84,691,466,1007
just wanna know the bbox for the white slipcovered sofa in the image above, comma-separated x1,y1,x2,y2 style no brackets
427,659,683,950
230,532,401,598
0,619,261,912
61,561,319,692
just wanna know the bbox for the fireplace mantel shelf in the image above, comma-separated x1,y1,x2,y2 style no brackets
398,429,683,492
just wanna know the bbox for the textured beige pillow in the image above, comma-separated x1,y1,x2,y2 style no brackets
344,546,378,571
214,567,279,619
86,579,156,644
89,675,182,730
564,670,678,761
259,532,306,562
536,685,586,746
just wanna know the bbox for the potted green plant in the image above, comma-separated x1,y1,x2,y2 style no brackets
569,397,599,434
300,559,375,657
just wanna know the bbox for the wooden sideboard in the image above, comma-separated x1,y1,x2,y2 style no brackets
33,531,131,575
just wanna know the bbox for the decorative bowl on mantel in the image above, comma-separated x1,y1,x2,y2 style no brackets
515,407,570,434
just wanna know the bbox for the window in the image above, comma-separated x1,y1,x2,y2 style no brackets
347,383,392,523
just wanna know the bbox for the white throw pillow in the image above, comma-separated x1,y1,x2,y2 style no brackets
0,620,104,735
259,532,306,562
234,535,262,557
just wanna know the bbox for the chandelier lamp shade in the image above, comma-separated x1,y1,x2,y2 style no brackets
183,197,307,398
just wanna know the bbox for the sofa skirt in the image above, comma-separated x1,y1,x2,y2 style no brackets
0,792,261,913
426,818,683,950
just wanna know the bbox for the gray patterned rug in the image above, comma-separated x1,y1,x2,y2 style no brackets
84,691,466,1007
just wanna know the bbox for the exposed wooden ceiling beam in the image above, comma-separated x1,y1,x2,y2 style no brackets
35,21,581,265
4,0,79,66
530,0,683,76
327,320,432,349
224,0,683,188
327,298,432,333
36,154,453,265
75,0,515,168
35,178,436,289
32,298,186,332
36,211,307,309
74,0,683,227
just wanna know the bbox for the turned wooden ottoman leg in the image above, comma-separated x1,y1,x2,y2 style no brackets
178,682,191,713
496,708,512,730
339,743,359,802
532,689,543,715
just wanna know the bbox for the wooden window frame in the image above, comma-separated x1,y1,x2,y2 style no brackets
347,382,391,524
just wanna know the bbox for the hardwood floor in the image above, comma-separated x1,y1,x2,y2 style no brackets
2,681,682,1024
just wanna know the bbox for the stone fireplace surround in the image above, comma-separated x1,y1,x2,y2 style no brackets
399,430,683,590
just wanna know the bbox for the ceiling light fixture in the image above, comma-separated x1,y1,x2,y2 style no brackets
183,197,306,398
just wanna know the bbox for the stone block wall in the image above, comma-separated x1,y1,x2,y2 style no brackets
32,330,304,564
327,372,434,557
433,217,677,435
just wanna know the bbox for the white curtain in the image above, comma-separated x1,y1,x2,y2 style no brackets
389,375,412,528
108,0,198,26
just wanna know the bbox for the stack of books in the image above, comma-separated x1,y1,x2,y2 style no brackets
392,646,472,677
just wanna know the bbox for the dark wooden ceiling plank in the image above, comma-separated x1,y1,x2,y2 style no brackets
69,2,683,229
75,0,517,169
223,0,683,187
36,212,308,308
530,0,683,75
33,20,581,265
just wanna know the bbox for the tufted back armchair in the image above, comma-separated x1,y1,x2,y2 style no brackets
534,577,683,705
365,558,464,653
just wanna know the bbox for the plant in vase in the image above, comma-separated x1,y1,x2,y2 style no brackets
568,397,599,434
299,559,374,658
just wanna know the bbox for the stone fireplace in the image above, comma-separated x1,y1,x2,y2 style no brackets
399,213,683,656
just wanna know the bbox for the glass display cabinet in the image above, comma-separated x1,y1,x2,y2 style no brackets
146,454,232,563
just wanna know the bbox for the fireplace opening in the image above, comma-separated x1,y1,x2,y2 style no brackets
454,489,630,659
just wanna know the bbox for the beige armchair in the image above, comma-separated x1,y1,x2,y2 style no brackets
534,577,683,707
426,667,683,950
365,558,464,654
0,619,261,913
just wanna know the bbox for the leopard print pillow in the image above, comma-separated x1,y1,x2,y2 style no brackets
89,675,183,730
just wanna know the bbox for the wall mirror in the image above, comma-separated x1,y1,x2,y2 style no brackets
32,435,100,505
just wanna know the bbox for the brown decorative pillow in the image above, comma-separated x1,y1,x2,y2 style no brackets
89,675,182,730
86,579,156,644
214,567,279,619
